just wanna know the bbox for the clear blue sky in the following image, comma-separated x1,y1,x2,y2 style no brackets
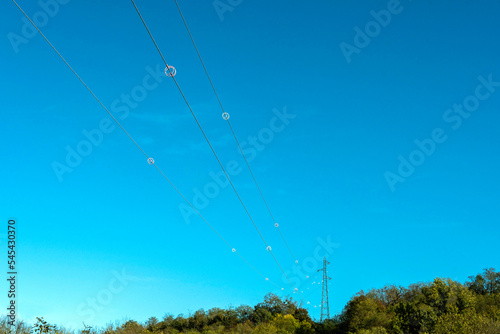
1,0,499,330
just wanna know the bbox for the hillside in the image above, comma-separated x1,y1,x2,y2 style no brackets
3,268,499,334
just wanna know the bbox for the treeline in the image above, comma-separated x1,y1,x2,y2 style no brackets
329,268,500,334
2,268,499,334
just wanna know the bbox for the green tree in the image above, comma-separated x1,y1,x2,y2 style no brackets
234,321,254,334
296,319,314,334
356,327,387,334
1,317,31,334
188,309,206,331
390,300,436,334
251,308,273,323
367,285,406,307
144,317,158,331
337,293,392,333
253,322,278,334
475,293,500,320
81,323,97,334
467,268,500,295
314,318,339,334
272,314,300,334
235,305,254,323
432,311,500,334
30,318,55,334
255,293,289,315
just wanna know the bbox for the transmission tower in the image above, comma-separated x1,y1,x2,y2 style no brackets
317,257,331,322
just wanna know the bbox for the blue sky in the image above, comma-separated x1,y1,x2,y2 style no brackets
1,0,499,329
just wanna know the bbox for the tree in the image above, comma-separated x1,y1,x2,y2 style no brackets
171,314,188,332
391,301,431,334
207,308,224,325
115,320,144,334
255,293,288,315
145,316,158,331
296,319,314,334
292,306,313,323
254,322,278,334
432,311,500,334
272,314,300,334
356,327,388,334
234,321,254,334
189,309,206,330
235,305,254,322
8,269,500,334
30,318,55,334
337,294,392,333
467,268,500,295
367,285,406,307
251,307,273,323
314,318,338,334
475,293,500,321
0,317,31,334
81,323,97,334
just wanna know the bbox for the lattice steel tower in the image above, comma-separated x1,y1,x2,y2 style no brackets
317,257,331,322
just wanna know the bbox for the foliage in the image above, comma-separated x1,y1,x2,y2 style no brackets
2,268,500,334
0,317,31,334
30,318,56,334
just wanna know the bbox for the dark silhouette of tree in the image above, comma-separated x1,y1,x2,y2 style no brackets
467,268,500,295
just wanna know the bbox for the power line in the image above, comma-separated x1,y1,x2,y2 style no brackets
130,0,299,293
317,257,332,322
9,0,282,291
172,0,307,276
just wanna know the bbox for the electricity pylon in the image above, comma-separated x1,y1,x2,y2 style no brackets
317,257,331,322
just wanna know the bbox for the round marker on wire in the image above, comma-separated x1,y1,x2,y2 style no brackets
164,65,176,77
